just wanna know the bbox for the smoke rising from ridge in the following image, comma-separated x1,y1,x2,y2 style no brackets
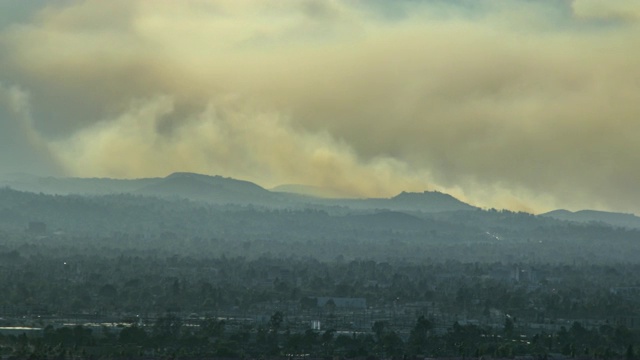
0,0,639,213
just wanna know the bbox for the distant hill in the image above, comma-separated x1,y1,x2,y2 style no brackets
271,184,345,198
0,173,155,195
388,191,477,212
541,209,640,229
334,191,477,213
0,172,275,205
0,172,477,212
135,172,275,204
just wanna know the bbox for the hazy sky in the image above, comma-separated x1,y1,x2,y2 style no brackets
1,0,639,214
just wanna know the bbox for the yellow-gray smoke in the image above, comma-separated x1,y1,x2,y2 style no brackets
0,0,639,213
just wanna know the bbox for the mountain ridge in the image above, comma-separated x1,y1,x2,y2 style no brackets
151,174,640,227
0,172,478,214
4,172,640,228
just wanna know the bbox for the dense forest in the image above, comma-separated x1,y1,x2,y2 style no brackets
1,186,639,264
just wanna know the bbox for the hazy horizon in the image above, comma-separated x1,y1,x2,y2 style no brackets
1,0,639,214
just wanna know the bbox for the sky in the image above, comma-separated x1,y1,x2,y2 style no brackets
0,0,639,214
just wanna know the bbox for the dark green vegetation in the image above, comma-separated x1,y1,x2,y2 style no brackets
1,173,640,358
1,184,640,264
542,210,640,230
2,249,640,358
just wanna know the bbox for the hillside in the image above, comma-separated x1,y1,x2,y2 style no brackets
332,190,478,213
135,172,276,204
0,173,155,195
388,191,477,212
542,209,640,229
2,186,640,263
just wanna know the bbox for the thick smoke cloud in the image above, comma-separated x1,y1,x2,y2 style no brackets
0,83,61,175
0,0,639,213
